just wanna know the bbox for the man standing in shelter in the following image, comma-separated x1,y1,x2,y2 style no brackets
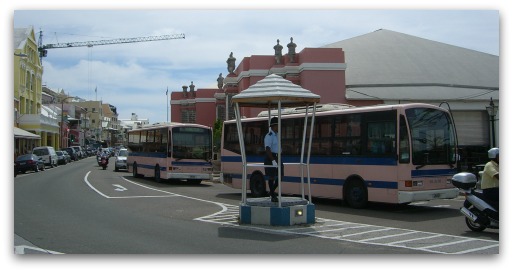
264,117,284,202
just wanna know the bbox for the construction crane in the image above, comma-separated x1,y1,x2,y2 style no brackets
38,31,185,62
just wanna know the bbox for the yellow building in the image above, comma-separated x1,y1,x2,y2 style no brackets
14,27,60,157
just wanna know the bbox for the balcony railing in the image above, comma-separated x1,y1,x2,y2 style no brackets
18,113,59,129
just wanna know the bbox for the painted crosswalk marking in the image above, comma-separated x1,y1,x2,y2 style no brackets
195,205,499,254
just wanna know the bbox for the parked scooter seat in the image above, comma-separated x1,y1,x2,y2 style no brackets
471,189,499,219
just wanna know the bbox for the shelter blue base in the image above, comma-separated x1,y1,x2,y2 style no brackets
239,197,315,226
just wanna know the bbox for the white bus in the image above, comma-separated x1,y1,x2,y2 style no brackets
221,103,459,208
127,122,213,184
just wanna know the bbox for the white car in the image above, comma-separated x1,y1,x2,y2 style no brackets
32,146,58,168
114,149,128,172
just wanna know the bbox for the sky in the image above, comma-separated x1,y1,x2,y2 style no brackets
8,2,502,125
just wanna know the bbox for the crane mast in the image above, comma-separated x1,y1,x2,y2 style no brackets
38,31,185,62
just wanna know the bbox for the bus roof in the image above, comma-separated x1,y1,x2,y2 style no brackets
257,103,355,117
226,103,448,124
130,122,211,132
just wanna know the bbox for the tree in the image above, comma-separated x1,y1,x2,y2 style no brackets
213,119,223,152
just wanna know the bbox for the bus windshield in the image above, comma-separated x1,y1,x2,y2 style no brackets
172,127,212,160
406,108,456,166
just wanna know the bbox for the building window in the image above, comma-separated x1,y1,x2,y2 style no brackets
181,110,196,123
217,105,226,121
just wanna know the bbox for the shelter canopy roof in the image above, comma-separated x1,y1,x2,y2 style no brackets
232,74,320,108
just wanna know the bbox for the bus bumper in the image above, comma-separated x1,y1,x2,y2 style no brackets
398,188,459,203
167,172,212,181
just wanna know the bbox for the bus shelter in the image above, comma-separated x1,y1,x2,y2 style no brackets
231,74,320,226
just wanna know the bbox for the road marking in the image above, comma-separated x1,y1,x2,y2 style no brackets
84,171,110,198
113,184,127,191
84,171,180,199
195,206,499,254
83,171,498,254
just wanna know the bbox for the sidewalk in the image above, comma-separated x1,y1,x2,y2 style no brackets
14,234,62,254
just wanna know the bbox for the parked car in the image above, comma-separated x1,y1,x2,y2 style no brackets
71,146,84,159
62,147,78,161
61,150,72,163
32,146,58,168
15,154,45,174
56,151,68,165
114,148,128,172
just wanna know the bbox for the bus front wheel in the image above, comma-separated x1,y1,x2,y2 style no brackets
250,172,266,197
133,163,141,178
154,165,161,183
344,179,368,209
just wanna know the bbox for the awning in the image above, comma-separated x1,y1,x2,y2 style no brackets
14,127,41,139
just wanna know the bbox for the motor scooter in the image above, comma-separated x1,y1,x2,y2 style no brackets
451,172,499,232
100,155,109,170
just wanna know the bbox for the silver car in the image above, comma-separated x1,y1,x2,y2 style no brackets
114,149,128,172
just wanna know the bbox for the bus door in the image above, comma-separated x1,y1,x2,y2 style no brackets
397,114,412,197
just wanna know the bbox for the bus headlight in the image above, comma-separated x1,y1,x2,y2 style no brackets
405,180,423,187
414,180,423,187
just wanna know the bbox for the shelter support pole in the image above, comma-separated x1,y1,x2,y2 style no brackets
299,106,309,200
234,102,248,205
306,102,317,203
277,100,282,208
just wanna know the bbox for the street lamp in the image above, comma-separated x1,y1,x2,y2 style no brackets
485,97,498,147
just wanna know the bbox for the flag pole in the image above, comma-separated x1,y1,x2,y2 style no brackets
166,87,169,122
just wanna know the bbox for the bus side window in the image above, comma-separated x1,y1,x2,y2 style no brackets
399,115,410,163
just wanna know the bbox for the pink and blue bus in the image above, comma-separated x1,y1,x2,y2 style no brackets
221,103,459,208
127,122,213,184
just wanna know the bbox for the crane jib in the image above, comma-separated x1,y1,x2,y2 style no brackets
41,33,186,50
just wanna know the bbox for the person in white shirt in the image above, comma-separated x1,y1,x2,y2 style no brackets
264,117,283,202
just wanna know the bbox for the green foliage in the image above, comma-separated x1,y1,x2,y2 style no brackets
213,119,223,152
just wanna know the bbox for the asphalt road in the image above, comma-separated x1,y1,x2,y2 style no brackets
13,157,498,254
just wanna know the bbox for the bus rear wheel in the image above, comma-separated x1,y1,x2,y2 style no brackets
344,179,368,209
250,172,266,197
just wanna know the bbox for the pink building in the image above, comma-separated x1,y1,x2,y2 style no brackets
170,39,379,128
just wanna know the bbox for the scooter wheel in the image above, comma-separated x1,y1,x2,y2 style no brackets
465,208,487,232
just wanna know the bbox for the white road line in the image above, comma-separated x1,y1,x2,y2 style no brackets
343,228,406,238
452,243,499,254
84,171,182,199
303,225,373,235
387,234,443,245
120,176,180,196
418,239,473,249
84,171,110,198
195,207,499,254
